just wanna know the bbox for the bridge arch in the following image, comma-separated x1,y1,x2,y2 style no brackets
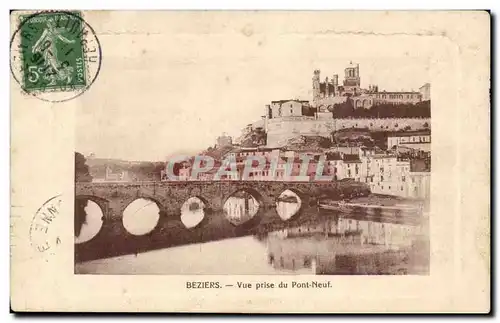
222,187,264,227
275,188,304,221
75,195,110,216
121,196,164,236
223,186,265,207
180,195,210,229
118,194,167,216
74,195,110,244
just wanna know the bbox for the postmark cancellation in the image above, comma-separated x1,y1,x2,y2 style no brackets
10,10,102,102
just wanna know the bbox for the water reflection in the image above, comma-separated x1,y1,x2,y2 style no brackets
223,191,259,225
267,216,426,274
180,197,205,229
76,209,429,275
122,198,160,235
75,199,103,244
276,189,301,221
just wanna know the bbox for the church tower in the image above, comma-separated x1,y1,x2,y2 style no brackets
343,62,361,95
332,74,339,96
312,70,321,103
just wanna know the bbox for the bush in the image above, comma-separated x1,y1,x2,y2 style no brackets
332,100,431,119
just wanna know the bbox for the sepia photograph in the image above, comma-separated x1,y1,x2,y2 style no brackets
10,9,489,313
69,13,432,274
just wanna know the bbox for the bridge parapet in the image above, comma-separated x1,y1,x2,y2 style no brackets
74,180,371,262
75,180,370,218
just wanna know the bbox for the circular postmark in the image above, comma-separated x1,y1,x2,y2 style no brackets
29,194,63,254
10,10,102,103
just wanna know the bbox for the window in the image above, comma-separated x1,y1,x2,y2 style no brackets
381,176,384,181
303,257,311,267
402,176,405,182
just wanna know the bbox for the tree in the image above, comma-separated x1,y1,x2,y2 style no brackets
75,152,92,182
75,198,88,238
75,152,93,237
333,100,432,119
129,161,165,181
332,97,355,118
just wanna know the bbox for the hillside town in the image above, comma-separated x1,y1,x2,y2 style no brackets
74,62,431,274
161,63,431,201
82,63,430,201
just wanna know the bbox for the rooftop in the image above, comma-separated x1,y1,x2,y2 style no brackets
326,152,343,161
343,154,362,163
271,99,310,104
377,91,421,94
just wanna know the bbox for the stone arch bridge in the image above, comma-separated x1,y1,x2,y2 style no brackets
75,180,370,262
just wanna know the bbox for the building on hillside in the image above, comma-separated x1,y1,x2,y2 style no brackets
161,160,192,181
342,154,362,180
323,145,426,199
267,99,312,119
407,171,431,200
324,152,343,180
171,160,241,181
404,157,431,199
223,147,281,161
216,133,233,148
312,62,430,111
419,83,431,101
178,163,192,181
93,165,130,182
387,130,431,152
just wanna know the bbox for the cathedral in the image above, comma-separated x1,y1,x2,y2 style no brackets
312,62,430,112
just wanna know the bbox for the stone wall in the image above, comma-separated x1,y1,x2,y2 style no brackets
74,180,371,262
266,117,431,147
75,180,371,219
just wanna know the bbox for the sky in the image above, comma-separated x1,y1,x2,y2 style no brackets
76,12,432,162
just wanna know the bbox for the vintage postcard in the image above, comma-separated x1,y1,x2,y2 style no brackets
10,10,490,313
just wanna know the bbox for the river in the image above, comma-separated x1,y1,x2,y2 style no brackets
75,191,429,275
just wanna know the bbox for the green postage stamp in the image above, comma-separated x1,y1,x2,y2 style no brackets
10,10,102,102
20,12,86,91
